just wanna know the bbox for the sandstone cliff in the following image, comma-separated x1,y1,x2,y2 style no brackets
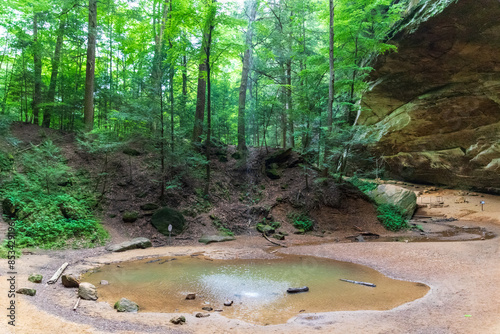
360,0,500,191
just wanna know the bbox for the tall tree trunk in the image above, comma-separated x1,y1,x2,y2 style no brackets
327,0,335,132
43,17,66,128
204,0,216,196
84,0,98,131
33,12,42,126
237,0,257,152
286,58,293,147
193,61,207,142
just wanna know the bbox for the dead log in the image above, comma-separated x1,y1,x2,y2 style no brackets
262,233,286,247
47,262,69,284
340,279,376,287
73,297,81,311
287,286,309,293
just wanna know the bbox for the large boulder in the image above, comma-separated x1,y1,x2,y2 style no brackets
359,0,500,191
367,184,417,220
78,282,98,300
198,235,236,244
105,237,152,252
151,207,186,236
114,298,139,312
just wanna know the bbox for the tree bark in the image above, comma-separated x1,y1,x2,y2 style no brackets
33,13,42,126
84,0,97,131
237,0,257,152
43,17,66,128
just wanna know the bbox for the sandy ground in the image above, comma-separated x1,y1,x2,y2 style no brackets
1,186,500,334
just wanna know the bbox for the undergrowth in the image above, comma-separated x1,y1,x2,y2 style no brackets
376,204,409,231
348,174,377,193
0,139,108,257
288,212,314,232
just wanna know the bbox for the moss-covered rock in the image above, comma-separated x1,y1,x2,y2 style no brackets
114,297,139,312
122,211,139,223
265,148,292,167
256,224,275,235
140,203,159,211
231,151,242,160
265,168,281,180
198,235,236,244
123,148,141,156
272,233,285,240
16,288,36,296
151,207,186,236
28,274,43,283
105,237,152,252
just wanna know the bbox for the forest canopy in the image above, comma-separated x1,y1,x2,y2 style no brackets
0,0,456,170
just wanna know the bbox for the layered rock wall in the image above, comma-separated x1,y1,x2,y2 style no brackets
360,0,500,191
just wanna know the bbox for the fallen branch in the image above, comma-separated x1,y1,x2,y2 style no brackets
340,279,376,287
47,262,69,284
262,233,287,247
73,297,81,311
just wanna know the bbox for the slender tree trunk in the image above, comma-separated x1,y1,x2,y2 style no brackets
193,62,207,142
204,0,216,196
327,0,335,132
43,17,66,128
84,0,98,131
237,0,257,152
33,13,42,126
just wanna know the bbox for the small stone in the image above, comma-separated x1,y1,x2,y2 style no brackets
170,316,186,325
28,274,43,283
186,293,196,300
78,282,98,300
17,288,36,296
100,280,109,285
224,300,233,306
202,307,213,311
195,313,210,318
62,274,80,288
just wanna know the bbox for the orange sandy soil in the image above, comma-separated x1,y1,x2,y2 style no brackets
1,186,499,334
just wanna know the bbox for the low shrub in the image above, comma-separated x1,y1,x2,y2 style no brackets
377,204,408,231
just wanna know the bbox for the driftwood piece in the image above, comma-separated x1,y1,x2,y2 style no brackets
47,262,69,284
262,233,287,247
287,286,309,293
340,279,376,287
73,297,81,311
262,233,286,248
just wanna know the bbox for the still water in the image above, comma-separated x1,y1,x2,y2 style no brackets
84,254,429,324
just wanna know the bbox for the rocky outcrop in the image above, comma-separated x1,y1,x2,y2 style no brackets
360,0,500,191
105,237,152,252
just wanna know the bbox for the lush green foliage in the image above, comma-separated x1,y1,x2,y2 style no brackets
348,174,377,193
376,203,408,231
0,139,108,253
13,218,108,249
288,212,314,232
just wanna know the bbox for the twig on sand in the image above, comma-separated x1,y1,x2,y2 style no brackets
340,278,376,287
73,297,81,311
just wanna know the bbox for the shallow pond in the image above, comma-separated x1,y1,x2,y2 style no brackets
83,254,429,325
